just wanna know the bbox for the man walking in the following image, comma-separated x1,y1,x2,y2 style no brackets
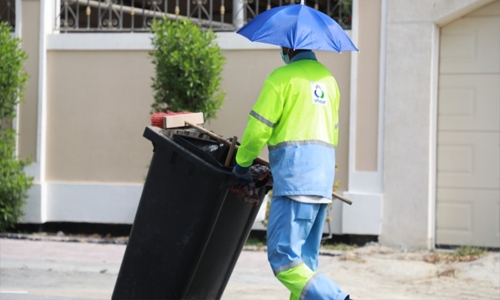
232,47,350,300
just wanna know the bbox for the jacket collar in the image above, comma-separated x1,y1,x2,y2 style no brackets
291,51,317,63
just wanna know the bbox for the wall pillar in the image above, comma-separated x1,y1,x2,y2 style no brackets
343,0,384,236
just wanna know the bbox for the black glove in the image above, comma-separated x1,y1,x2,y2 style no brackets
232,164,253,185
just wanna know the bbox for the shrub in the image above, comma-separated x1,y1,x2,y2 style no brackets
0,22,32,231
149,17,226,121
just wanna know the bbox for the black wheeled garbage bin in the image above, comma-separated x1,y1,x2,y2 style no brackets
112,126,269,300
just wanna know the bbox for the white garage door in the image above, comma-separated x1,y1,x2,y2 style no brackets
436,1,500,248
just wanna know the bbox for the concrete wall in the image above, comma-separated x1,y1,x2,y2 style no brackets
17,22,356,227
41,48,352,186
45,50,153,183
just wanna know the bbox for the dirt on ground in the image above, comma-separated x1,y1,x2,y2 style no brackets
317,243,500,300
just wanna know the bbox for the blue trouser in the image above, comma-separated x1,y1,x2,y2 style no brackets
266,196,348,300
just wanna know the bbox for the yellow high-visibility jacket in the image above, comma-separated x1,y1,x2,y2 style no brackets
236,51,340,199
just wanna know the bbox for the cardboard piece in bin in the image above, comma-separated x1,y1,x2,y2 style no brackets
163,112,204,129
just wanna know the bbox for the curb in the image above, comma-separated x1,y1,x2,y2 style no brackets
0,232,128,245
0,233,342,256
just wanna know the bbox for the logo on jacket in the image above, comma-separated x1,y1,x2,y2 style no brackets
311,82,327,105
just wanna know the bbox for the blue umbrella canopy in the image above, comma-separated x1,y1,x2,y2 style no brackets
236,2,358,53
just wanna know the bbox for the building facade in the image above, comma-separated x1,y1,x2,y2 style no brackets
3,0,499,249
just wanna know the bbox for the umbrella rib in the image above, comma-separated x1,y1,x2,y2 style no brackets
292,6,301,50
317,14,342,52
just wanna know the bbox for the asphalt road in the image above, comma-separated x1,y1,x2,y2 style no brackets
0,237,284,300
2,236,498,300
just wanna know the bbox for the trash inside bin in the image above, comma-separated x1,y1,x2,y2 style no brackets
172,133,232,167
112,126,271,300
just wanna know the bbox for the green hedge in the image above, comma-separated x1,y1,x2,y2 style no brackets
0,22,33,231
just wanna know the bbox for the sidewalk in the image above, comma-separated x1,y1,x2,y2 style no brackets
1,236,499,299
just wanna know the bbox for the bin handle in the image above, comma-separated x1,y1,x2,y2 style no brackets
185,121,353,205
225,136,238,167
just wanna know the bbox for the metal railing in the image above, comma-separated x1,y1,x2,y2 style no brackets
0,0,16,32
55,0,352,33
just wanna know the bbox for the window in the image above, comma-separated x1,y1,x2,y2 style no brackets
0,0,16,32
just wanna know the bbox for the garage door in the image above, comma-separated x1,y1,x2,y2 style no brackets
436,1,500,248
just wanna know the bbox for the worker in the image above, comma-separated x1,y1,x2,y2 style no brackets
232,47,350,300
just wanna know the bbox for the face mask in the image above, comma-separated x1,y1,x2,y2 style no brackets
280,48,290,65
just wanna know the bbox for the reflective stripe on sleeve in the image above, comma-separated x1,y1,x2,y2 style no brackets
250,110,275,128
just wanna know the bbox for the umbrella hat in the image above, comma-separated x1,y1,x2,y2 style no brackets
236,2,358,53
